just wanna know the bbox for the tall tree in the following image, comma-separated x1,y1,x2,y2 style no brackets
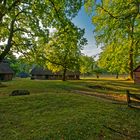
80,55,95,75
42,21,87,81
98,43,129,78
0,0,83,61
85,0,140,79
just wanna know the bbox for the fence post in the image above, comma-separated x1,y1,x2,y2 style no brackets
126,90,131,107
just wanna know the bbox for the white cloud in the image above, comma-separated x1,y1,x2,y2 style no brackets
82,45,101,56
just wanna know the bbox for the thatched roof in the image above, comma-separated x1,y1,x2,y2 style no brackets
31,67,80,76
134,66,140,72
0,62,14,74
52,70,80,76
30,67,53,75
66,70,80,75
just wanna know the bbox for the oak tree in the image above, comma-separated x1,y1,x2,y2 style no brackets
0,0,83,61
85,0,140,79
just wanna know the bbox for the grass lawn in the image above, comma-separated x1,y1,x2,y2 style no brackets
0,78,140,140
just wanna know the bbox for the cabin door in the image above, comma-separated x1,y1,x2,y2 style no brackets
0,74,4,80
45,75,49,79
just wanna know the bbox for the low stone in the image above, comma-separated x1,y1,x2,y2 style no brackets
9,90,30,96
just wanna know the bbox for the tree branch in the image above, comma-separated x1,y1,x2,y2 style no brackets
0,0,21,22
99,6,119,19
99,4,137,20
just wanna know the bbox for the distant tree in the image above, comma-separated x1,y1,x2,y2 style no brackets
98,43,129,78
80,55,95,76
42,21,87,81
7,54,31,75
92,62,105,78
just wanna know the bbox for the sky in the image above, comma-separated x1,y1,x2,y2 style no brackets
72,6,101,58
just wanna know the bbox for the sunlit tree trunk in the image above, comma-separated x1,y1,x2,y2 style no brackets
128,22,135,80
128,42,134,80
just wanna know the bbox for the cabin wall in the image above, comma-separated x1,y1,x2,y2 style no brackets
134,72,140,83
66,75,80,80
31,74,80,80
49,75,62,80
31,75,63,80
0,74,13,81
31,75,46,80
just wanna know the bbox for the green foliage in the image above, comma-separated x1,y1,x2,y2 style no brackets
93,66,105,78
7,55,32,75
0,0,84,60
86,0,140,79
84,0,95,14
98,43,129,75
80,55,95,74
92,0,140,44
41,21,87,80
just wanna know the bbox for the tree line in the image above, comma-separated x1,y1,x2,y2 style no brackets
1,0,140,80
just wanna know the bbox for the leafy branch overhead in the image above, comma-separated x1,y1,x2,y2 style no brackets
0,0,84,61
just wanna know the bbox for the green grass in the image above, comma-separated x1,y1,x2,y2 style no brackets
1,77,140,96
0,78,140,140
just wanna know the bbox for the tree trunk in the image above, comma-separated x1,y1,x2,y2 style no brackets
62,68,67,81
127,19,135,80
128,47,134,80
116,73,118,79
96,74,99,78
0,18,15,61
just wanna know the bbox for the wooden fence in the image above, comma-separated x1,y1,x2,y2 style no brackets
126,90,140,108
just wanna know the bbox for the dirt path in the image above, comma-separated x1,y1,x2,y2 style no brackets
71,89,127,105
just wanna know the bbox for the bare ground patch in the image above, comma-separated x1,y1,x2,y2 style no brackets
71,89,127,104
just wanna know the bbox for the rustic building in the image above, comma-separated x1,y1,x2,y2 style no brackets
133,65,140,83
30,67,80,80
30,67,54,80
0,62,14,81
65,71,80,80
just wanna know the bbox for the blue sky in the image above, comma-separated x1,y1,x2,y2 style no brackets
72,6,101,58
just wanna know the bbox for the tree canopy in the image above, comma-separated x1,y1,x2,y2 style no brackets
43,20,87,81
98,43,129,76
0,0,83,61
86,0,140,79
80,55,95,75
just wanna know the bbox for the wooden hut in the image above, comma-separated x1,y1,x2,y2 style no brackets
30,67,54,80
0,62,14,81
65,71,80,80
30,67,80,80
53,71,80,80
133,65,140,83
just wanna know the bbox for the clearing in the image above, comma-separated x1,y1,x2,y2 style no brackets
0,78,140,140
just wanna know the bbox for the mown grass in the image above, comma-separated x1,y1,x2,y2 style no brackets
1,77,140,96
0,78,140,140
